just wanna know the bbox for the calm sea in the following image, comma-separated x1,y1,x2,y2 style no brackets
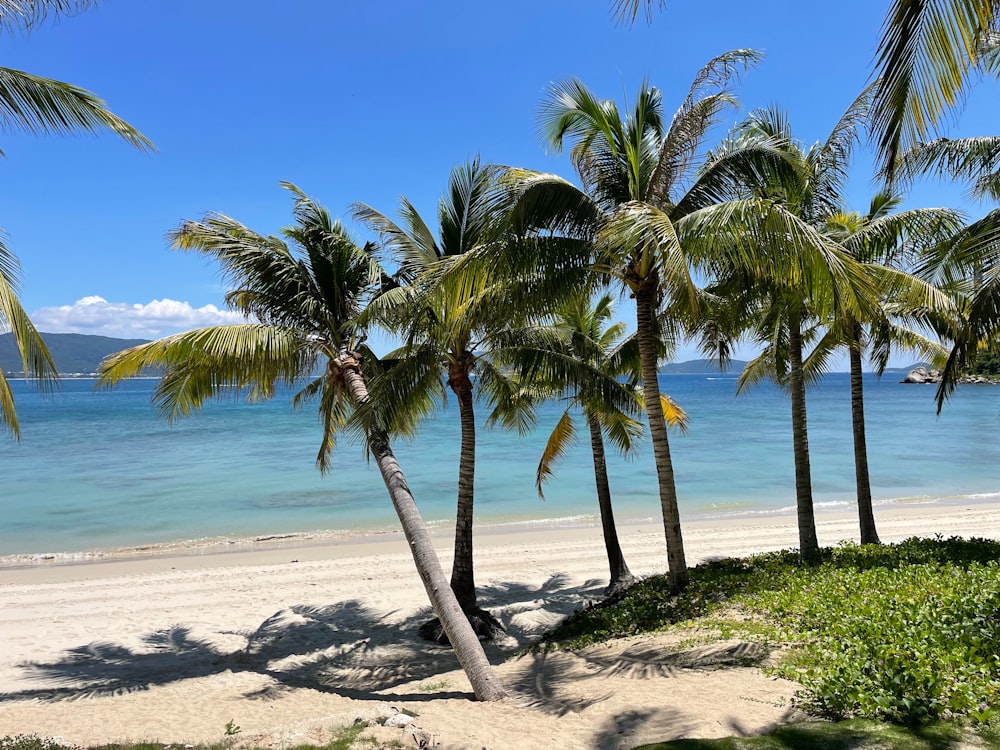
1,374,998,557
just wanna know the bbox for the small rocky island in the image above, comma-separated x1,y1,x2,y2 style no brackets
901,366,999,384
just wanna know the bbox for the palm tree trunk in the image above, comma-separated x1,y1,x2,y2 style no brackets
849,326,880,545
788,308,819,560
586,412,635,593
339,356,506,701
635,282,689,589
449,359,479,613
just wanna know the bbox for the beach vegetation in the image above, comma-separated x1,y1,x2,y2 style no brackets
537,536,1000,727
0,737,77,750
970,349,1000,375
95,184,506,701
633,717,1000,749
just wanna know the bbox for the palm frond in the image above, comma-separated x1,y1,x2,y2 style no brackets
0,67,153,153
0,0,101,32
478,358,538,436
652,49,764,207
610,0,664,24
0,231,57,437
96,324,308,420
898,135,1000,202
536,408,576,498
359,343,446,439
736,346,780,394
594,402,645,456
600,201,699,313
314,372,353,473
659,392,689,432
870,0,995,178
352,199,440,281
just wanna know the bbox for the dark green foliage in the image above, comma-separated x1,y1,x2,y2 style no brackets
634,717,992,748
539,537,1000,726
968,351,1000,376
535,551,802,648
0,738,77,750
757,548,1000,724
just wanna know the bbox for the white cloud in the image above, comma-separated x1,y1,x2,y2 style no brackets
30,297,249,339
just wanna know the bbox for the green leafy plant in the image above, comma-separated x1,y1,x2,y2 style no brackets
539,537,1000,725
0,737,76,750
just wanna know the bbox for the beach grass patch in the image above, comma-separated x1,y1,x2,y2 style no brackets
417,679,452,692
539,536,1000,726
0,738,77,750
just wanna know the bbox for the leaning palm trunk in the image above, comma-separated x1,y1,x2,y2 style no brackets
338,355,507,701
635,283,689,589
849,328,880,545
788,309,820,559
587,412,636,594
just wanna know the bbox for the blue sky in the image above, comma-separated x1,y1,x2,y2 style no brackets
3,0,998,363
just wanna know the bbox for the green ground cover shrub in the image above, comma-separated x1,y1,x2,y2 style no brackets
634,717,999,748
541,537,1000,726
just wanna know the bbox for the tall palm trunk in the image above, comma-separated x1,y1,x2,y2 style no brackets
849,325,880,545
448,359,478,613
788,308,820,559
586,412,635,593
339,355,507,701
635,282,689,589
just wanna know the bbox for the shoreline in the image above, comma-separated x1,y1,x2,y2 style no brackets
3,493,998,584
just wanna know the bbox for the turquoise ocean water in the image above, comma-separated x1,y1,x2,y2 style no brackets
1,374,998,557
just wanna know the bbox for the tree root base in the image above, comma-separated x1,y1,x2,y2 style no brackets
418,607,506,645
605,573,638,597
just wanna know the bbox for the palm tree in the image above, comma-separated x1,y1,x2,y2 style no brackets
352,159,529,641
0,0,151,436
500,291,687,593
694,105,876,559
814,193,960,544
523,51,767,589
96,183,507,701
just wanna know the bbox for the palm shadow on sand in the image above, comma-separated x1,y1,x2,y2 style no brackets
0,574,606,706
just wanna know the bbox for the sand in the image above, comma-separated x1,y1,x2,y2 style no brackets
2,501,998,750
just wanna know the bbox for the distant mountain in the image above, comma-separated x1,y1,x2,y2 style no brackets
882,362,931,374
0,332,151,376
658,358,747,374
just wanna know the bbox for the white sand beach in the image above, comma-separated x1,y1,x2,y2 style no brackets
2,501,998,750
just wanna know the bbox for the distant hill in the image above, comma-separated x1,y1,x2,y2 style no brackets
883,362,930,374
658,358,747,374
0,332,151,376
